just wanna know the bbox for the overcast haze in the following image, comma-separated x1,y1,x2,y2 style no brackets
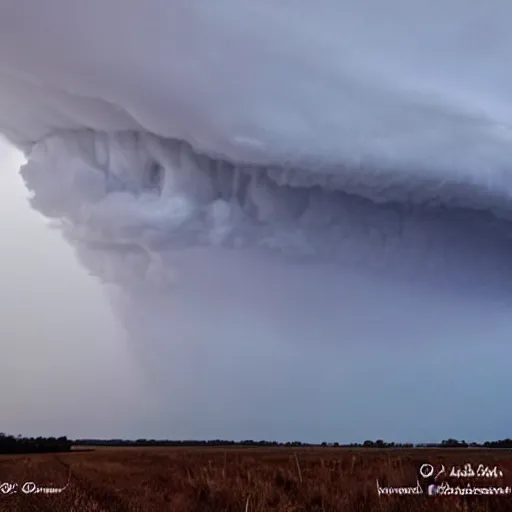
1,1,512,444
0,139,153,439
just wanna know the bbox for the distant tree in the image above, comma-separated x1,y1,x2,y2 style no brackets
0,433,71,454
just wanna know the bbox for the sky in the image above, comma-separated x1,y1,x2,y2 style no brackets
0,138,152,439
1,133,511,444
1,1,512,444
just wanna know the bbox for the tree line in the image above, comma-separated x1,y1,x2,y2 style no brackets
2,433,512,453
336,438,512,448
74,438,512,449
74,439,304,447
0,433,71,454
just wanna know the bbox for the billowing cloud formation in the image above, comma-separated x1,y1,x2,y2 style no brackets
16,130,512,294
1,1,512,441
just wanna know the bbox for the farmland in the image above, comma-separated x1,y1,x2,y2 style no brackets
1,446,512,511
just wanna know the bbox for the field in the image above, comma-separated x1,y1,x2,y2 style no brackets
1,447,512,511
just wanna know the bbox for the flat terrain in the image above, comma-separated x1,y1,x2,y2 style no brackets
1,447,512,511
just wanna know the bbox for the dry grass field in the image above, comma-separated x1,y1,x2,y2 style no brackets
1,446,512,511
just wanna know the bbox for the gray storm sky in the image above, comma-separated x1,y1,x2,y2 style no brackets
1,1,512,445
1,132,512,444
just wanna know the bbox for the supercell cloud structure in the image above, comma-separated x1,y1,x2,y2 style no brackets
1,1,512,441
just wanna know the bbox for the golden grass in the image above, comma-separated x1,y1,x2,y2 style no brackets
0,446,511,511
